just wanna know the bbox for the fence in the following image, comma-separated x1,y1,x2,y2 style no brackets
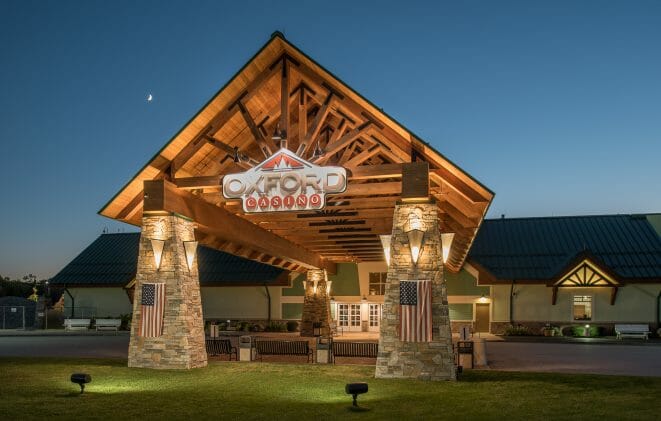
1,306,26,329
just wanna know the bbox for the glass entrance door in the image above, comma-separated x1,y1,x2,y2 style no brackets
369,304,381,332
338,303,362,332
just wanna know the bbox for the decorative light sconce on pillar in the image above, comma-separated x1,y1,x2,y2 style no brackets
379,235,392,266
405,211,425,265
312,280,318,294
183,241,198,272
326,280,332,294
149,239,165,270
441,233,455,264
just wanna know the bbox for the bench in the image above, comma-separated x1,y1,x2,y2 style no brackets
331,341,378,363
254,339,313,362
205,338,238,360
64,319,91,331
95,319,121,331
615,324,650,340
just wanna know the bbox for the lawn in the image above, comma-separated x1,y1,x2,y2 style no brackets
1,358,660,420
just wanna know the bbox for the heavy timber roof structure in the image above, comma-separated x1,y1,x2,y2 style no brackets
99,32,494,274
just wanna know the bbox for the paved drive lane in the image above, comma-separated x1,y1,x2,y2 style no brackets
0,335,129,358
486,341,661,377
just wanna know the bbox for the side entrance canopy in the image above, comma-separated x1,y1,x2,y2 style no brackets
99,32,493,274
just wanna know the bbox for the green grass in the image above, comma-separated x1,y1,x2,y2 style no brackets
1,358,660,420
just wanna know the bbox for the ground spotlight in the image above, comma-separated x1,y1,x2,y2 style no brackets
70,373,91,394
345,382,368,409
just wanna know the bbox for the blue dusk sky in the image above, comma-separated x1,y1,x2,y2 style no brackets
1,0,660,279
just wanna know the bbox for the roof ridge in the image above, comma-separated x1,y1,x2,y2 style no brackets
484,213,657,222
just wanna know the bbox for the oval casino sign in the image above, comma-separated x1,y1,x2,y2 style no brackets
222,148,347,213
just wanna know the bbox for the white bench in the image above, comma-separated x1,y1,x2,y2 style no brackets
64,319,91,331
615,324,650,340
95,319,121,331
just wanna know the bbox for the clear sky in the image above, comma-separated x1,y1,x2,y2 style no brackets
1,0,660,279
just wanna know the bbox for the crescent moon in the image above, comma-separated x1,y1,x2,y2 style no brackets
147,94,153,102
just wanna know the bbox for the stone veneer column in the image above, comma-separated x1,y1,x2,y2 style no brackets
128,214,207,369
300,269,331,337
376,202,456,380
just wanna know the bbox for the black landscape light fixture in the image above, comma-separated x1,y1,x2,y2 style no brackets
70,373,91,394
345,382,368,408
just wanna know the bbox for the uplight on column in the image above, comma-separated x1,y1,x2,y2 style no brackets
380,235,392,266
326,280,332,294
405,212,425,265
149,239,165,270
183,241,198,272
441,233,455,264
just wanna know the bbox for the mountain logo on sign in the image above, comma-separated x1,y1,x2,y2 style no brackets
259,150,307,171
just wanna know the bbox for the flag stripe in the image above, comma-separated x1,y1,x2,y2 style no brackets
400,280,432,342
139,283,166,337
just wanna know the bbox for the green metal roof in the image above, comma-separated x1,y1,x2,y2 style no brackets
469,214,661,281
50,233,284,286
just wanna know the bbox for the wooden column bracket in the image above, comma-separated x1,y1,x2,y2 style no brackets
401,161,430,202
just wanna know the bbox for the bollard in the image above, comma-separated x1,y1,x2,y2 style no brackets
473,338,487,367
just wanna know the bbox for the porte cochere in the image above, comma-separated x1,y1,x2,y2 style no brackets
99,32,494,380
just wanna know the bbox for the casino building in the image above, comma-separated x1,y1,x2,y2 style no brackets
49,33,661,377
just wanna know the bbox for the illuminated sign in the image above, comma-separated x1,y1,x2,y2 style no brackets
222,148,347,213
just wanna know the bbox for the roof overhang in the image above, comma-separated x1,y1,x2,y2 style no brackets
99,32,494,274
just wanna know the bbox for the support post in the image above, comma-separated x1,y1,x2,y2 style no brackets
127,214,207,369
300,269,331,337
376,202,456,380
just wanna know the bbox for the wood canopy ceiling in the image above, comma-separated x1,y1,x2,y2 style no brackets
100,32,494,275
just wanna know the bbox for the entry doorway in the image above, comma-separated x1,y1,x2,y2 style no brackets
474,303,490,332
368,304,381,332
337,303,362,332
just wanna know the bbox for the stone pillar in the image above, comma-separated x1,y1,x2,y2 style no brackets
300,269,331,337
376,202,456,381
128,214,207,369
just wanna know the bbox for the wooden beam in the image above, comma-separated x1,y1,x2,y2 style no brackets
297,92,334,158
344,144,381,167
296,85,308,148
143,179,335,273
279,58,290,149
174,176,221,189
347,163,403,180
204,135,260,167
236,101,274,158
401,162,429,201
312,121,372,164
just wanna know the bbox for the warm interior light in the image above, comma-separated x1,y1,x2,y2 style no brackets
150,239,165,270
183,241,198,272
379,235,392,266
441,232,455,264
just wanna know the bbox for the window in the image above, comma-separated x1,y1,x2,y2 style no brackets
369,272,387,295
573,295,592,320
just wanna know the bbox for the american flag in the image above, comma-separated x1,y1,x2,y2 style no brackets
399,280,432,342
139,283,166,337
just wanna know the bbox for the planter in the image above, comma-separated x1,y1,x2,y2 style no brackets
542,329,555,337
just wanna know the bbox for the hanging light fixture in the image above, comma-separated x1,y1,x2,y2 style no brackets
441,233,455,264
405,212,425,265
183,241,198,272
379,235,392,266
149,239,165,270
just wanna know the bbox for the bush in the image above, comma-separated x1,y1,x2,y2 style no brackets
286,321,299,332
571,325,601,337
504,325,531,336
265,321,286,332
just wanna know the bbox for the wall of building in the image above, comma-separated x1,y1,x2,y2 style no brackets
65,287,132,317
201,286,282,320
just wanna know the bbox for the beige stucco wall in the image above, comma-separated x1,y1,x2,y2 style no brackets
506,284,661,323
200,286,282,320
492,285,511,322
65,287,132,317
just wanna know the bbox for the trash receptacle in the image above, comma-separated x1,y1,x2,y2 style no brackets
239,335,253,362
316,337,330,364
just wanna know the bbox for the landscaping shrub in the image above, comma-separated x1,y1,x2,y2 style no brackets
504,325,531,336
286,321,299,332
265,321,286,332
571,325,601,337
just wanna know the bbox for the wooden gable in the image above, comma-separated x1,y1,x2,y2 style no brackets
99,32,493,274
